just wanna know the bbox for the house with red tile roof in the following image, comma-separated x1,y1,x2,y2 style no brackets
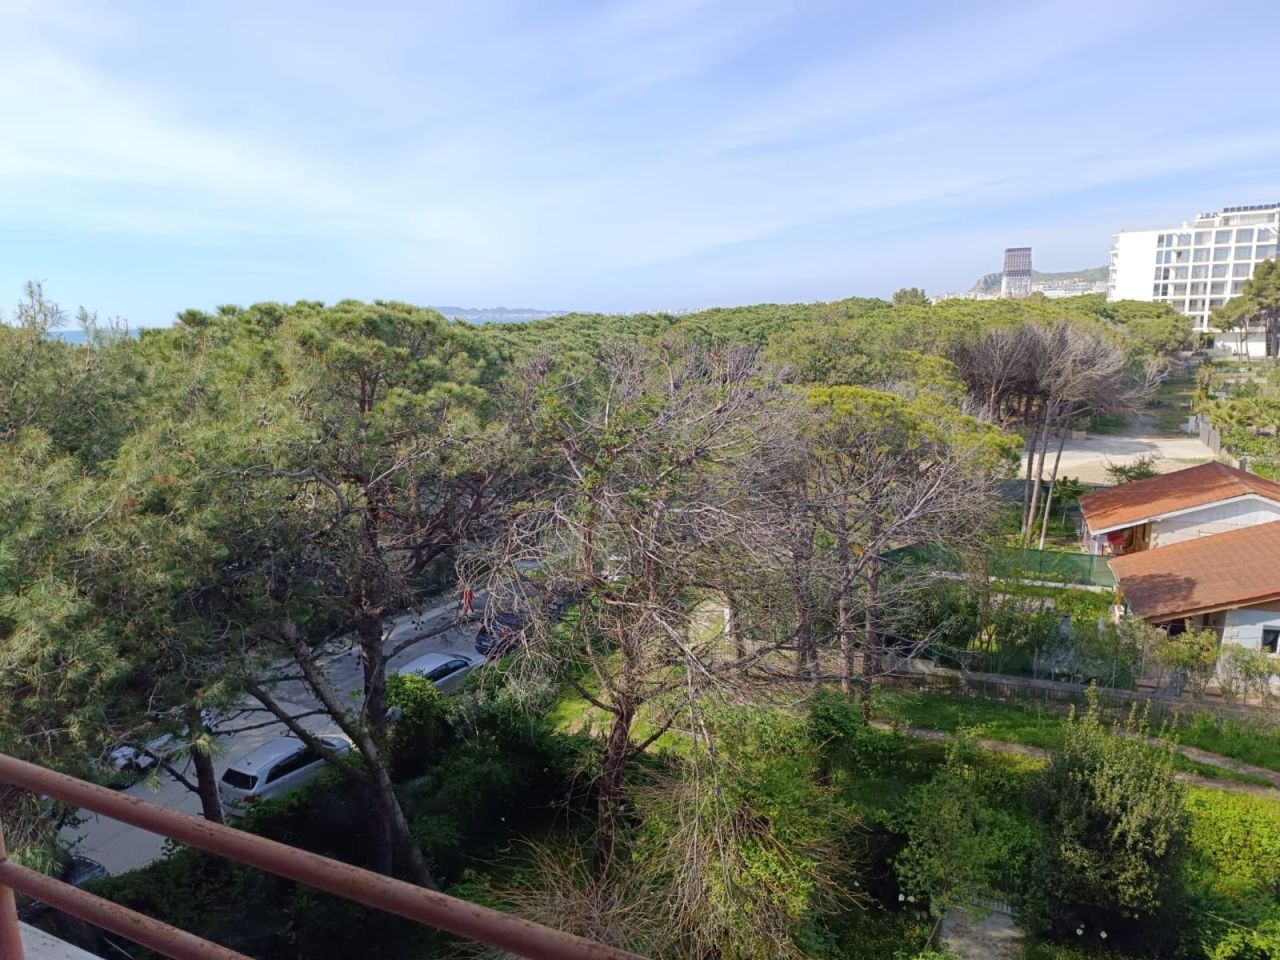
1108,522,1280,653
1078,462,1280,557
1087,463,1280,655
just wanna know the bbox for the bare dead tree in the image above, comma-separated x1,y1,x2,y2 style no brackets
951,321,1162,545
459,336,798,877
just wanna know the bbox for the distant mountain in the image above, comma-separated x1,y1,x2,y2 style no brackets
432,306,569,323
968,265,1108,295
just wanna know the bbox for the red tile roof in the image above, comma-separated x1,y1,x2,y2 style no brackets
1079,462,1280,533
1109,520,1280,620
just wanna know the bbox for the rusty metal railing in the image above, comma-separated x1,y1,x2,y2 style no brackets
0,752,644,960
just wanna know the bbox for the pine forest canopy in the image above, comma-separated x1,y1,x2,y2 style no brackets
0,282,1195,956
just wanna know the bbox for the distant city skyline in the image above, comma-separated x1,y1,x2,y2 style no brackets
1,0,1278,327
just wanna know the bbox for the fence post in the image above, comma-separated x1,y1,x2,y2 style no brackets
0,819,25,960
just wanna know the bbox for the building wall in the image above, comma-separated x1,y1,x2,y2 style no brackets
1109,229,1159,301
1107,204,1280,334
1221,606,1280,651
1153,499,1280,546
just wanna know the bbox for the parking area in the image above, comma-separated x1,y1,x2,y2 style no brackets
60,598,481,874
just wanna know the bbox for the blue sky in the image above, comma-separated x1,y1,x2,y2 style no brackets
2,0,1279,326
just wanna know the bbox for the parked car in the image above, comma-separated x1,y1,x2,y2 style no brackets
106,708,215,776
218,735,350,816
17,856,108,921
395,651,483,693
474,613,526,658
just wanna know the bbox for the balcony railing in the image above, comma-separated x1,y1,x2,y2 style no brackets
0,752,644,960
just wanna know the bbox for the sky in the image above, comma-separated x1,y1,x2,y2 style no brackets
2,0,1279,326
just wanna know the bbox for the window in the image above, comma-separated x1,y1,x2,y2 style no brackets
425,659,468,683
1234,263,1253,278
1236,246,1254,261
1194,230,1211,244
1236,228,1255,243
1215,229,1232,244
1264,629,1280,655
1192,265,1209,279
1189,298,1206,310
1172,283,1187,296
265,748,316,783
1174,266,1188,279
1232,281,1247,294
1257,244,1277,259
1210,281,1226,295
1193,248,1210,263
1190,282,1207,296
1210,298,1226,308
220,769,257,790
1214,247,1231,261
1213,264,1230,278
1178,233,1191,246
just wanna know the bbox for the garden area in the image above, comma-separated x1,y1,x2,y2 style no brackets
32,673,1280,960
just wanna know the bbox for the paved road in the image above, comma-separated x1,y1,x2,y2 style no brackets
61,596,482,874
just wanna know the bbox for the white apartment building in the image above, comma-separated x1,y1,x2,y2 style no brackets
1108,203,1280,344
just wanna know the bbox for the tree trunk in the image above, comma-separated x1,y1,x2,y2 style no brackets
187,708,224,825
363,784,395,876
273,621,439,889
836,517,855,695
790,529,817,679
593,701,635,877
1038,426,1070,550
860,557,881,709
725,592,744,659
1021,402,1044,531
358,617,389,741
1024,409,1054,542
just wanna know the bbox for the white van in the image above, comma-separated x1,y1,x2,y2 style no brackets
218,735,350,816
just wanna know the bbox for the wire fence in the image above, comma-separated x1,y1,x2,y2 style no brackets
882,543,1116,589
883,659,1280,729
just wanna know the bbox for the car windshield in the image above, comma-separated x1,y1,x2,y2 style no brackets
220,769,257,790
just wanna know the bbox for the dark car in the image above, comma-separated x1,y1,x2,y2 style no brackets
18,856,108,921
474,612,525,658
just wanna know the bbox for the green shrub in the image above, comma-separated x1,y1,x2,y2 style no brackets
894,734,1039,911
808,686,895,775
1181,790,1280,958
631,705,856,960
1026,691,1187,951
384,670,453,779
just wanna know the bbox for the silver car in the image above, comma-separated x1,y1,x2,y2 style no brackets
395,651,482,694
106,708,216,775
218,735,350,816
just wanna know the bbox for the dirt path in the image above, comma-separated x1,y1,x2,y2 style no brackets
939,907,1023,960
871,722,1280,799
1021,414,1213,484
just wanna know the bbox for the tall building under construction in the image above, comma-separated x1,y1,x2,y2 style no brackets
1000,246,1033,298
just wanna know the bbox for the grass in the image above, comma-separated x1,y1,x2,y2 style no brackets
1175,711,1280,772
1147,376,1196,434
1085,413,1128,435
874,689,1068,752
871,690,1280,789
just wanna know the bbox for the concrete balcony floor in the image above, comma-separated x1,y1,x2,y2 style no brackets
19,923,103,959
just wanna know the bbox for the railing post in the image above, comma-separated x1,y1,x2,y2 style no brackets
0,819,25,960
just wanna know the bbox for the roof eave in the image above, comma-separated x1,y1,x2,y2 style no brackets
1128,591,1280,623
1085,492,1280,536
